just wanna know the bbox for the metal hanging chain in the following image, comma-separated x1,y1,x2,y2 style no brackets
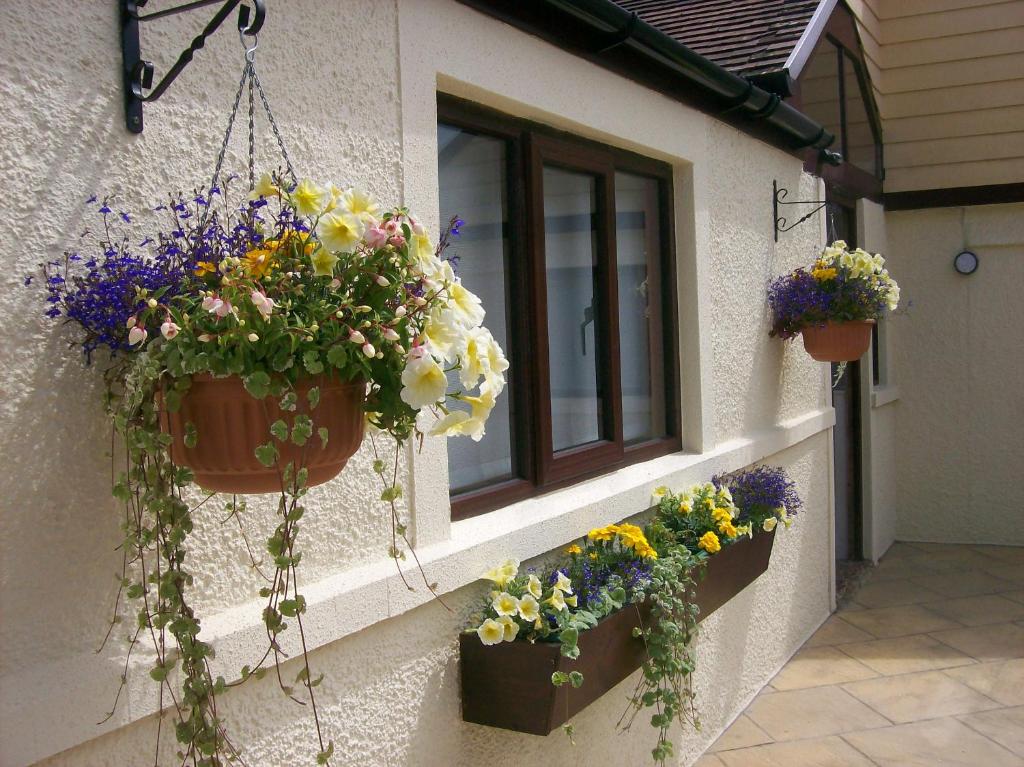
251,66,297,185
247,61,256,192
194,30,297,239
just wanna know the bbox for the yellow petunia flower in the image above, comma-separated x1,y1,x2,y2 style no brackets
718,520,739,539
526,574,543,600
651,486,670,503
496,615,519,642
565,544,582,556
194,261,217,277
518,595,540,622
491,591,519,617
476,618,504,646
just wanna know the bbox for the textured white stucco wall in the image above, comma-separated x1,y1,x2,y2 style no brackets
0,1,835,765
888,203,1024,545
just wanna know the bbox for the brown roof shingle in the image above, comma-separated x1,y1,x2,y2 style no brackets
615,0,821,75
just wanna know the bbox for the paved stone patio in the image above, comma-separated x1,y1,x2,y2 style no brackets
697,542,1024,766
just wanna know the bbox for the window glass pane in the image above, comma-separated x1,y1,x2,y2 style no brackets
615,172,667,444
543,166,603,452
844,55,877,175
438,123,514,492
801,42,843,156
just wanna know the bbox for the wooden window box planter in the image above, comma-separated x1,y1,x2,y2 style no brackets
459,529,776,735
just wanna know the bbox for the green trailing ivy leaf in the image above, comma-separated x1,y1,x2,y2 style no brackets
243,371,271,399
318,426,329,448
303,351,324,375
291,414,313,446
254,442,278,467
325,344,347,369
270,419,289,441
307,385,320,409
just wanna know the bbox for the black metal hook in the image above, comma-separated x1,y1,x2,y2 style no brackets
773,180,838,242
121,0,267,133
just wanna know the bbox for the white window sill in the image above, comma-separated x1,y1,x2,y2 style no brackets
872,385,900,409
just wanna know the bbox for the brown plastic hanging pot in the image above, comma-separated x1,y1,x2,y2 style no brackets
159,374,366,494
800,319,875,363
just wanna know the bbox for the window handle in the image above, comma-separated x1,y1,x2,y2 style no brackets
580,303,594,355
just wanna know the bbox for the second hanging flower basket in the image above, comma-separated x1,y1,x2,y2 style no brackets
799,319,875,363
768,240,899,364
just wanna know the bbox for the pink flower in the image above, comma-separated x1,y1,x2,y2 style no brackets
383,219,400,236
388,235,406,248
361,342,376,358
364,226,389,249
250,290,275,320
160,320,180,340
349,330,366,344
202,295,232,318
128,326,148,346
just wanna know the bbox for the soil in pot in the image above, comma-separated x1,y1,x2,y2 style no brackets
159,374,365,494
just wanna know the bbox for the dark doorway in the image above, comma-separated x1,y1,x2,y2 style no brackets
827,197,865,592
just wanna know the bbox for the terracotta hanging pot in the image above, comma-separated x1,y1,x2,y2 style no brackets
800,319,875,363
159,374,366,494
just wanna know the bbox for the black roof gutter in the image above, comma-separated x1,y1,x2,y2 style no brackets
454,0,836,156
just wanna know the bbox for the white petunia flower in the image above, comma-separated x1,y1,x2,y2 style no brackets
476,618,504,646
399,350,447,409
491,592,519,617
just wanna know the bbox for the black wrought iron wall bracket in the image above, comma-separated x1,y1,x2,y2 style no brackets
773,180,837,242
120,0,266,133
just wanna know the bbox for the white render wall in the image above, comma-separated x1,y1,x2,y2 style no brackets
887,202,1024,546
0,1,835,765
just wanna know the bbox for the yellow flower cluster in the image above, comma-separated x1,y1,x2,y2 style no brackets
818,240,900,311
810,265,838,281
712,506,739,539
698,531,721,553
586,523,658,559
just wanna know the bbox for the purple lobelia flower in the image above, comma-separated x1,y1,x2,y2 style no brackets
714,465,803,522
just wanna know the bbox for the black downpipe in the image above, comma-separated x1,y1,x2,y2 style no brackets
458,0,835,153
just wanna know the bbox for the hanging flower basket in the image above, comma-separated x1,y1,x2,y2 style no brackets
460,530,776,735
800,319,875,363
768,241,899,364
159,374,365,494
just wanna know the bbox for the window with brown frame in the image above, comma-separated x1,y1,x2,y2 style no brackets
437,96,681,520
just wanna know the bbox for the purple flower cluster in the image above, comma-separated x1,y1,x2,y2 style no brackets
40,197,201,359
36,182,276,360
714,465,803,521
556,559,652,609
767,269,833,339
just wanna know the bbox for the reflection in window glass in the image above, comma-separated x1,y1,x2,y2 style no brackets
615,172,667,444
438,123,514,492
543,166,603,452
844,55,877,175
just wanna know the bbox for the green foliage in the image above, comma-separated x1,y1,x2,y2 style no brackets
104,351,336,766
625,543,702,766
